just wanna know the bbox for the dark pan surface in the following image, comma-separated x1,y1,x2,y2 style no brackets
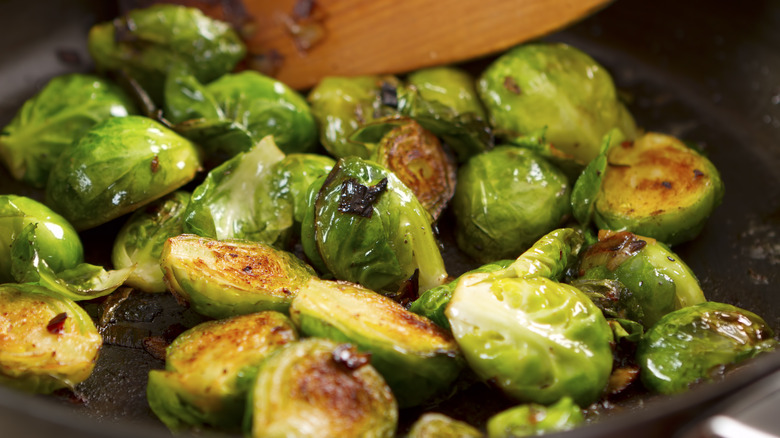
0,0,778,437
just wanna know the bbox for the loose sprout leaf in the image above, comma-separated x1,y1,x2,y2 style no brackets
571,128,625,226
486,396,584,437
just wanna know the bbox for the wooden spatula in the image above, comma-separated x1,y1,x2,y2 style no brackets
239,0,612,89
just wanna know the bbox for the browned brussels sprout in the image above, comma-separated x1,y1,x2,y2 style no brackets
147,311,298,430
594,132,724,245
160,235,316,318
246,338,397,438
0,283,102,394
289,278,464,407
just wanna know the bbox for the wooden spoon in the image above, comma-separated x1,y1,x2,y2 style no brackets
240,0,613,89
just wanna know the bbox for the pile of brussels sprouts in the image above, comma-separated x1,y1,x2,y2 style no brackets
0,4,776,438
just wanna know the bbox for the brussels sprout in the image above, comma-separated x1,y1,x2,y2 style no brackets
638,302,777,395
409,259,513,330
399,67,492,162
478,43,637,163
183,135,291,246
147,311,298,430
354,117,456,220
44,116,200,231
289,278,464,407
0,283,102,393
0,74,137,188
112,191,190,293
271,153,336,225
0,195,83,283
88,4,246,103
11,223,132,301
301,157,448,295
407,413,483,438
308,75,398,158
167,70,318,156
453,146,571,264
406,67,486,119
446,229,612,406
246,338,397,438
486,397,583,438
593,132,725,245
161,235,316,318
578,230,706,328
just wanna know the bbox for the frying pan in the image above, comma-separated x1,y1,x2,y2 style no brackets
0,0,778,437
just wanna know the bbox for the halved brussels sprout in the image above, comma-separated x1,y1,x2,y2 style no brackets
45,115,200,231
183,135,291,246
446,229,612,406
88,4,245,103
247,338,397,438
0,283,102,393
578,230,706,328
363,117,456,220
301,157,448,295
289,278,464,407
11,223,132,301
486,397,584,438
0,74,136,188
453,146,571,264
0,195,83,283
406,413,483,438
112,191,191,293
307,75,398,158
638,302,776,394
409,259,513,330
478,42,637,163
161,235,316,318
147,311,298,430
593,132,724,245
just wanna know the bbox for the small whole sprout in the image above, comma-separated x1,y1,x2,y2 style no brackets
183,135,291,246
45,116,201,231
406,66,487,119
578,230,707,328
478,42,637,163
453,146,571,264
289,278,464,407
446,229,613,406
638,302,777,395
0,195,84,283
167,71,319,157
0,74,137,188
593,132,725,245
147,311,298,430
88,4,246,103
399,66,493,162
486,397,584,438
307,75,399,159
357,117,456,220
160,235,316,318
406,413,483,438
0,283,102,394
112,191,191,293
246,338,397,438
301,156,448,295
